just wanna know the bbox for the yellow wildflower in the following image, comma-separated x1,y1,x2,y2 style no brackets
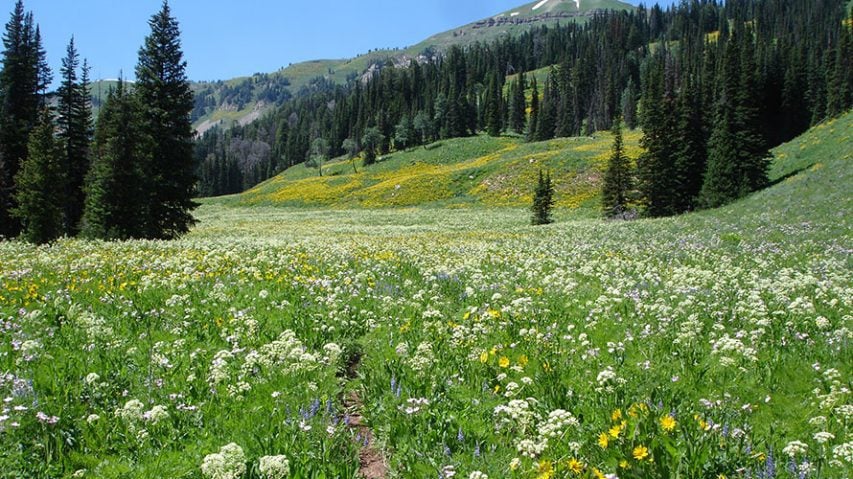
611,409,622,422
479,351,489,364
499,356,510,368
493,384,501,394
608,425,622,438
633,445,650,461
567,458,583,474
660,415,677,432
598,432,610,448
592,468,606,479
537,460,554,479
518,354,529,367
619,459,630,470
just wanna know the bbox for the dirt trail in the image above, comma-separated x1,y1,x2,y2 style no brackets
341,351,388,479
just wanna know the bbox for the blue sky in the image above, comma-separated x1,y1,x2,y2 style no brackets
12,0,676,85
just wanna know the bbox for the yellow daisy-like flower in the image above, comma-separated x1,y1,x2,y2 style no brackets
660,415,677,432
518,354,529,367
499,356,510,368
592,468,606,479
598,432,610,448
633,445,650,461
608,424,622,438
537,460,554,479
566,458,584,474
611,409,622,422
619,459,630,470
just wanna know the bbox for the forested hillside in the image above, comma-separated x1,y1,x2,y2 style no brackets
195,0,853,217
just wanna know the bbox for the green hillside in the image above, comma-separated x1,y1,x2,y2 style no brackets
233,130,643,211
415,0,634,49
225,110,852,216
189,0,635,132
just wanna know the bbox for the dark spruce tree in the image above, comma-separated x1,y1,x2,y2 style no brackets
12,109,63,244
531,169,555,226
484,72,504,137
82,80,150,240
602,117,633,218
0,1,49,238
637,50,679,217
672,74,706,212
508,73,527,134
700,26,770,208
57,37,93,235
534,73,557,142
135,1,197,239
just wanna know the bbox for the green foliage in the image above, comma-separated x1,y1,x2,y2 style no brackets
82,81,150,240
0,113,850,477
57,37,93,235
602,117,633,218
134,0,198,240
508,73,527,134
11,110,63,244
307,137,330,176
700,27,771,209
361,127,384,166
0,0,50,238
531,169,555,225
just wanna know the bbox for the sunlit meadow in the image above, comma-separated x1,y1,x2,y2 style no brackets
0,115,851,478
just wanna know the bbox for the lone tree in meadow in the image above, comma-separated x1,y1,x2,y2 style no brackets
307,137,329,176
134,0,197,239
531,168,555,226
361,127,384,166
12,109,64,244
602,116,633,218
341,138,359,173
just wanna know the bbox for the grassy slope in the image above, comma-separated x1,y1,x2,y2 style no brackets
232,129,644,212
414,0,633,50
232,110,852,214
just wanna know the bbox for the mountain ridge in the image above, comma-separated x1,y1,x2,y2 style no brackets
186,0,635,133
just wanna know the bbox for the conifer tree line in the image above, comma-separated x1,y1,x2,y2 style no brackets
196,0,853,216
0,1,196,243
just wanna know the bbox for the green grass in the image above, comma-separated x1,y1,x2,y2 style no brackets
0,112,850,478
233,129,644,212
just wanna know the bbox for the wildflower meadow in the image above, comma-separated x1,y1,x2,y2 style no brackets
0,116,851,478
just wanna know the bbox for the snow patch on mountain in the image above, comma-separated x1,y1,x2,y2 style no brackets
532,0,551,11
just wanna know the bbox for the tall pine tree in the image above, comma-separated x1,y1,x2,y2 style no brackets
57,37,93,235
12,109,63,244
508,73,527,134
135,1,197,239
531,169,555,226
602,117,633,218
82,80,150,240
0,1,49,238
